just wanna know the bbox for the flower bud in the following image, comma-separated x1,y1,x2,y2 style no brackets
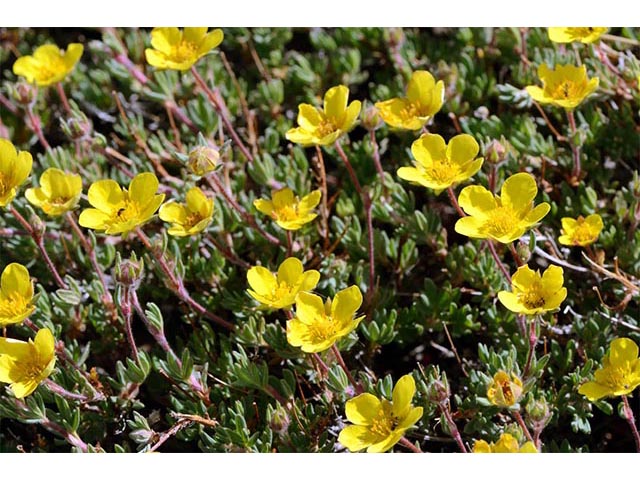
485,139,507,165
526,397,552,426
516,240,532,264
29,212,46,239
61,110,92,141
114,253,145,288
427,379,450,405
361,102,383,131
188,146,219,176
487,371,523,408
11,81,37,106
268,404,290,436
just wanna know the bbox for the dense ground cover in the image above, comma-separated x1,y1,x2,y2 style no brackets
0,27,638,453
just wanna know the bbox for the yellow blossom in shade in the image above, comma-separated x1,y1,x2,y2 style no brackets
158,187,213,237
0,139,33,208
285,85,361,147
375,70,444,130
338,374,423,453
145,27,224,71
487,371,524,408
578,338,640,401
397,133,483,194
0,328,56,398
78,172,165,235
525,64,599,110
497,265,567,315
0,263,36,327
25,168,82,217
254,188,321,231
454,172,550,244
246,257,320,310
473,433,538,453
13,43,83,87
558,214,604,247
287,286,364,353
548,27,608,44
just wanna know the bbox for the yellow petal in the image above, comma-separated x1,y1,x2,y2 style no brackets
457,185,496,218
294,291,325,325
12,56,39,83
299,270,320,292
1,263,33,299
34,328,55,361
159,202,187,224
446,134,479,165
129,172,160,204
497,291,524,313
456,158,484,183
367,431,405,453
585,214,604,233
253,198,274,217
341,100,361,131
338,425,377,452
0,337,29,359
63,43,84,70
12,151,33,187
397,167,431,189
511,265,537,291
297,104,323,131
298,190,321,214
541,265,564,294
406,70,436,105
272,188,294,210
247,266,277,297
501,172,537,214
183,27,208,43
331,286,363,324
544,288,567,311
285,317,309,347
78,208,111,230
0,355,18,383
519,442,539,453
472,440,492,453
454,216,485,239
525,86,547,104
277,258,304,286
150,27,181,53
523,203,550,226
185,187,212,217
11,379,40,399
345,393,382,425
87,179,124,213
324,85,349,123
411,133,446,168
578,381,611,401
609,338,639,368
392,374,416,419
197,29,224,56
145,49,170,68
397,406,423,430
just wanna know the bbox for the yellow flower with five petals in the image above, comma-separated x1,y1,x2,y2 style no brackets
526,64,599,110
397,133,483,194
0,328,56,398
25,167,82,217
498,265,567,315
548,27,608,44
78,172,165,235
287,285,364,353
13,43,83,87
0,139,33,208
254,188,321,231
338,374,423,453
285,85,361,147
375,70,444,130
246,257,320,310
145,27,224,71
454,172,550,244
0,263,36,327
558,214,603,247
159,186,213,237
473,433,538,453
578,338,640,401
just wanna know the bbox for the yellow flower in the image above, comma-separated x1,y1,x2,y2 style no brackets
0,263,36,327
525,64,599,110
25,167,82,217
0,139,33,208
158,187,213,237
246,257,320,310
454,172,550,244
254,188,321,231
473,433,538,453
558,214,603,247
548,27,608,44
487,371,524,408
13,43,83,87
397,133,483,194
287,286,364,353
375,71,444,130
285,85,361,146
498,265,567,315
0,328,56,398
338,374,423,453
578,338,640,401
145,27,224,71
78,172,165,235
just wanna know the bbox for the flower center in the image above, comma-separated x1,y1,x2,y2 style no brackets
50,195,71,206
551,80,580,100
316,119,337,138
274,204,299,222
399,102,421,121
603,366,633,390
369,402,398,438
114,201,140,223
517,283,546,309
426,158,457,183
0,292,29,318
272,281,294,300
37,57,66,82
185,212,204,228
568,219,595,245
483,206,518,238
170,41,198,63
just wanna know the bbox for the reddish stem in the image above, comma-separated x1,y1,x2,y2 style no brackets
447,186,466,217
55,83,72,115
486,240,512,282
622,395,640,452
331,344,364,395
566,110,582,183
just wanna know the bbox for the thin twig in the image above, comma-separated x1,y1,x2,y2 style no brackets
622,395,640,453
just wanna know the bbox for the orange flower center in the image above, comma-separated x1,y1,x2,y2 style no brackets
0,292,29,318
369,402,398,438
550,80,581,100
483,206,518,238
184,212,204,229
272,281,295,300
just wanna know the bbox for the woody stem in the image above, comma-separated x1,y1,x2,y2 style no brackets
55,83,72,114
135,228,234,331
121,286,139,362
622,395,640,452
286,230,293,257
369,130,388,196
439,401,468,453
399,436,423,453
508,243,524,267
190,66,254,163
512,410,535,444
331,344,363,395
9,205,67,289
43,378,93,403
25,104,51,151
522,315,538,379
486,240,512,283
566,110,581,182
447,186,466,218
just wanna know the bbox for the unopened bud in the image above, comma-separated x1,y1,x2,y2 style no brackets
268,404,290,436
526,398,552,426
114,254,145,288
361,103,382,131
427,379,450,405
188,146,219,176
11,81,37,106
485,139,507,165
30,212,46,238
61,111,92,141
516,241,531,264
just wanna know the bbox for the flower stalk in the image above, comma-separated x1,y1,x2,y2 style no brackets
622,395,640,452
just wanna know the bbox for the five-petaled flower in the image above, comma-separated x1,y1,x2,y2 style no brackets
0,139,33,208
247,257,320,310
25,167,83,217
145,27,224,71
526,64,599,110
0,328,56,398
498,265,567,315
285,85,361,146
159,187,214,237
375,70,444,130
578,338,640,401
78,172,165,235
548,27,608,44
473,433,538,453
338,374,423,453
487,370,524,408
287,285,364,353
558,214,603,247
13,43,83,87
254,188,321,231
0,263,36,327
454,172,550,244
398,133,483,194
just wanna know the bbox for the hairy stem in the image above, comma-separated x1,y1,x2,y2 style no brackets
622,395,640,453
